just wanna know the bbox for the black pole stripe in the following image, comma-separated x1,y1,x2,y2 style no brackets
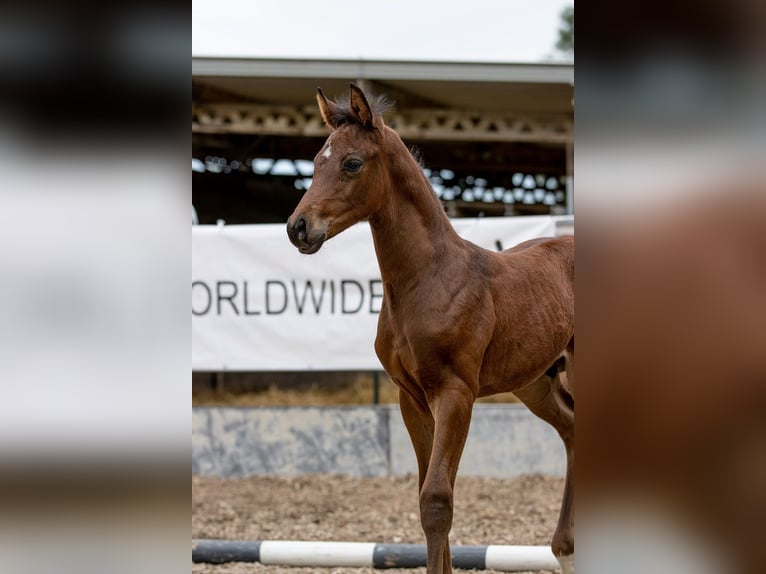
192,539,261,563
193,539,489,568
373,544,488,569
452,545,488,570
373,544,427,568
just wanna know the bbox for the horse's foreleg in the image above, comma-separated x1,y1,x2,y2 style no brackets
418,381,475,574
399,388,435,492
399,389,448,572
515,365,574,574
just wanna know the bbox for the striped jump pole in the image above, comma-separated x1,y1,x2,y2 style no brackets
192,539,560,571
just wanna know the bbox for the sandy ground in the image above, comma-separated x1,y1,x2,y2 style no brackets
192,473,563,574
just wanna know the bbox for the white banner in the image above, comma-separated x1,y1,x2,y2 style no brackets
192,216,558,371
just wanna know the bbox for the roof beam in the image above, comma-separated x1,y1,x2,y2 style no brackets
192,57,574,85
192,103,572,144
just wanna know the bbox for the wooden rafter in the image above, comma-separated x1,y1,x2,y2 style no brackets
192,103,572,144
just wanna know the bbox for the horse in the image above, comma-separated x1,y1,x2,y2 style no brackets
286,84,575,574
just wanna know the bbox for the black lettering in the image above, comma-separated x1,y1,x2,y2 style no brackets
192,281,212,316
341,280,364,314
243,280,261,315
292,280,327,314
369,279,384,314
266,280,288,314
495,240,504,252
330,280,335,314
216,281,239,315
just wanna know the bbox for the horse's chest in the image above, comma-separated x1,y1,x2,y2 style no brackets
375,301,427,379
375,312,413,367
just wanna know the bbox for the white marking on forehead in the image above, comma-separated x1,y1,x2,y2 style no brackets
319,133,334,160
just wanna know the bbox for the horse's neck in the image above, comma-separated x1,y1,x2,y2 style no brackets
369,139,464,291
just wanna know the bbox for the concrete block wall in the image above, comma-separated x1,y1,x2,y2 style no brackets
192,404,565,478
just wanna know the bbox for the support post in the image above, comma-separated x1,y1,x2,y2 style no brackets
373,371,380,405
565,141,574,215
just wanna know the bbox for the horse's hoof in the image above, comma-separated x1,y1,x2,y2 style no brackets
557,553,574,574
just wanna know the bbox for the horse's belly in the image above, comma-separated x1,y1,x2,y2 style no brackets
478,327,571,395
477,362,542,395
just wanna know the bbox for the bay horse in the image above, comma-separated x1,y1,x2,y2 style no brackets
287,84,575,574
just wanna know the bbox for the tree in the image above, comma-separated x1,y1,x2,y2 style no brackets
556,6,574,54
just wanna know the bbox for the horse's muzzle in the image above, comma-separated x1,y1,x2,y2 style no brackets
287,213,326,254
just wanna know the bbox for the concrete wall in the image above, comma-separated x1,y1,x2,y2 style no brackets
192,404,565,478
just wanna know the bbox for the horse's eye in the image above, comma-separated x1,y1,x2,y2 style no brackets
343,159,363,173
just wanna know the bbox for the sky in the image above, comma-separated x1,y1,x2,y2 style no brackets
193,0,573,63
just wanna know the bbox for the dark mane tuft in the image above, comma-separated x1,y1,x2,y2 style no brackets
327,92,395,128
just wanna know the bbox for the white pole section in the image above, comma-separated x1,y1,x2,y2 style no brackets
259,541,376,567
485,545,560,571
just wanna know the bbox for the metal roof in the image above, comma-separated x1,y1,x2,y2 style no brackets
192,57,574,116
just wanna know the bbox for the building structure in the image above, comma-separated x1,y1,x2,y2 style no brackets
192,57,574,224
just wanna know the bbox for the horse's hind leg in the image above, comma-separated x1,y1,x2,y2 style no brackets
515,351,575,573
563,336,574,395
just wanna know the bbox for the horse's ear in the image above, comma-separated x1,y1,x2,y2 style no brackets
349,83,374,128
316,87,339,130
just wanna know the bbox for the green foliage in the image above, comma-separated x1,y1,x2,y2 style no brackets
556,6,574,53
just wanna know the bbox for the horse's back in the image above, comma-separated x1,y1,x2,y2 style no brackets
505,236,553,253
505,234,573,254
503,235,574,283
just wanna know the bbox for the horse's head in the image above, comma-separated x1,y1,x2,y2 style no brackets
287,84,392,254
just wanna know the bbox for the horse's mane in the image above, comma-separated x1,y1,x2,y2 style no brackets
408,145,426,169
326,92,395,128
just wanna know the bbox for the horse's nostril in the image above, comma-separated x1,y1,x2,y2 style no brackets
296,216,307,240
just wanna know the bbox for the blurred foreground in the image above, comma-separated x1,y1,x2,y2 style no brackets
0,2,189,573
577,1,766,571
